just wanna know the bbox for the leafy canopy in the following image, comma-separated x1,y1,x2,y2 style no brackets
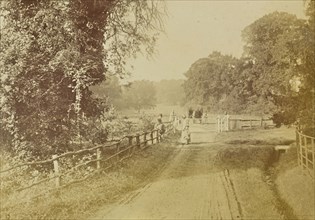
183,9,314,128
0,0,165,158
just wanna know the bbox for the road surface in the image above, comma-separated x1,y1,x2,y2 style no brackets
91,123,281,220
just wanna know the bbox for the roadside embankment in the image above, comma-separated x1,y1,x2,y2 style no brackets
275,146,314,220
215,127,314,220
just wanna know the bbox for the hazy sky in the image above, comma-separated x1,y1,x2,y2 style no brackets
125,0,306,82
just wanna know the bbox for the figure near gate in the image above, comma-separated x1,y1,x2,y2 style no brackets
180,115,191,145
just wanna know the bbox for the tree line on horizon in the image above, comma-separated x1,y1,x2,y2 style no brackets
90,78,185,112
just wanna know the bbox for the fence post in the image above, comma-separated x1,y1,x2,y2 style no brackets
127,136,133,155
299,134,303,168
222,117,225,132
296,130,300,166
52,155,60,187
150,131,154,144
156,130,160,143
128,136,133,146
143,132,147,146
226,115,230,131
250,119,252,129
217,116,221,133
96,148,101,170
223,116,225,131
155,130,158,143
136,133,140,148
260,118,263,128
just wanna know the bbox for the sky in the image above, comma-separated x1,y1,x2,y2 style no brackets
125,0,306,82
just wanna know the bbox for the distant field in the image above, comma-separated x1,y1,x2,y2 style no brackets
119,104,187,122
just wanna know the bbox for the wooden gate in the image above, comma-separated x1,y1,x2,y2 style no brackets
296,130,315,180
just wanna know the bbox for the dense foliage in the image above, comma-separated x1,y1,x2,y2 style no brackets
242,10,314,126
183,6,314,128
183,52,239,111
0,0,164,159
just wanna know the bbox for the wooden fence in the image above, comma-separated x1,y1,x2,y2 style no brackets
296,130,315,180
0,122,174,193
217,115,274,132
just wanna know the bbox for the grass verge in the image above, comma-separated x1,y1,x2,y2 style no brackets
0,133,179,220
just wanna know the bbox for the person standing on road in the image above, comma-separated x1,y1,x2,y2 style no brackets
192,110,196,124
169,110,176,122
173,115,180,133
155,118,165,140
223,111,229,131
202,111,208,124
180,115,191,145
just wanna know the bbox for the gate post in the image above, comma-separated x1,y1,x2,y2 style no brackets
217,116,221,133
226,115,230,131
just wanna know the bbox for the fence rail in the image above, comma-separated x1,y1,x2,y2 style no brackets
0,121,174,193
296,130,315,180
217,115,274,132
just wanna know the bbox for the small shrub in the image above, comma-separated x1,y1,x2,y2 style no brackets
138,114,155,131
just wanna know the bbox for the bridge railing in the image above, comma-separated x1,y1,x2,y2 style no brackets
296,130,315,180
0,121,174,196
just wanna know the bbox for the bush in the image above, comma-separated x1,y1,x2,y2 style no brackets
138,114,155,131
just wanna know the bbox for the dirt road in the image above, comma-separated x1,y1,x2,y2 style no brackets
91,123,283,220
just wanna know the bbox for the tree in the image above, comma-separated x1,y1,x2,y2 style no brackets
242,11,314,126
121,80,157,112
183,51,239,112
182,9,314,123
242,12,305,96
0,0,164,158
298,0,315,129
